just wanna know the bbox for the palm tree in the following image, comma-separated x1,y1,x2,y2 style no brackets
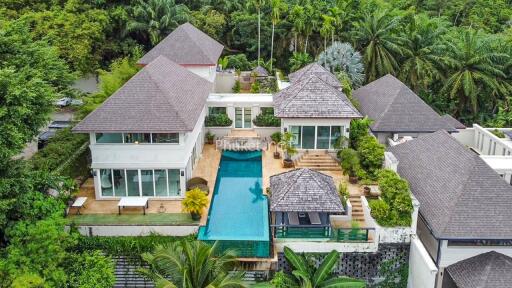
138,240,246,288
317,42,365,87
441,30,511,116
127,0,190,46
271,247,366,287
247,0,266,65
320,15,335,63
353,10,408,82
399,15,452,92
289,5,306,53
270,0,287,72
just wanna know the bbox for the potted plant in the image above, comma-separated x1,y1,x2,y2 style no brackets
340,148,361,184
279,131,297,168
182,188,208,221
205,131,215,144
270,132,282,159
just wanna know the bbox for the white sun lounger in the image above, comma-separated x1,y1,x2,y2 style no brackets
288,212,300,225
71,197,88,215
308,212,321,225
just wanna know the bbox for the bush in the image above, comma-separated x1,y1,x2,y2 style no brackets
349,117,372,148
205,114,232,127
250,80,260,93
369,169,413,227
270,132,282,143
340,148,360,177
491,129,505,138
338,182,349,207
232,80,241,93
67,251,115,288
226,54,251,71
357,135,385,177
182,188,208,215
252,113,281,127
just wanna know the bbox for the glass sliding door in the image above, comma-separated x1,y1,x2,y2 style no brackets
302,126,316,149
141,170,154,196
316,126,330,149
168,169,181,196
126,170,140,196
330,126,343,149
244,107,252,128
154,169,168,196
235,107,243,128
100,169,114,196
112,169,126,197
290,126,302,148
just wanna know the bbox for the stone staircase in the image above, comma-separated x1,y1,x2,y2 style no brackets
349,195,365,223
294,151,340,171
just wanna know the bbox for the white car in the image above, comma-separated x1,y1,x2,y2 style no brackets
55,97,71,107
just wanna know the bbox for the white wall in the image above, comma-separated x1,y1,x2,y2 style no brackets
407,236,438,288
274,239,378,253
183,65,217,83
214,71,236,92
76,225,198,236
438,240,512,268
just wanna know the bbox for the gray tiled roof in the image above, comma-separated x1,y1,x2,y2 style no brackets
288,63,342,89
252,66,269,77
354,74,456,133
138,22,223,65
446,251,512,288
273,75,362,118
442,114,466,129
270,168,344,212
73,56,212,133
388,130,512,239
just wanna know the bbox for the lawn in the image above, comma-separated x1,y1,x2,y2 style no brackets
67,213,198,225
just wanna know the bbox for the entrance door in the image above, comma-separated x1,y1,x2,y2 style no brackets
302,126,315,149
235,107,252,128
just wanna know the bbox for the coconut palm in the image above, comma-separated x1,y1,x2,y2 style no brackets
270,0,287,72
317,42,365,87
353,10,408,82
127,0,190,46
399,15,452,92
289,5,306,53
138,240,246,288
247,0,266,65
271,247,366,288
320,15,335,63
441,30,511,116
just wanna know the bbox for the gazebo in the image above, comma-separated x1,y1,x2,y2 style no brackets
269,168,344,238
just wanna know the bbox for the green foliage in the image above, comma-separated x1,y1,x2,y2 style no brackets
281,247,366,287
251,80,261,92
191,8,226,41
205,114,233,127
68,251,116,288
375,256,408,288
349,117,372,149
271,132,282,143
227,54,253,71
369,170,413,227
279,131,298,160
253,113,281,127
491,129,506,138
76,234,193,257
289,52,313,72
182,188,209,215
338,182,349,207
79,53,141,118
357,135,385,177
232,80,242,93
317,42,365,87
138,240,245,288
340,148,361,177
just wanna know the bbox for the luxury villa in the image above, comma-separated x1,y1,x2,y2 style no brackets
71,23,512,287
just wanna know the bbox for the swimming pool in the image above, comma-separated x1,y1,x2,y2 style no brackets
198,151,270,257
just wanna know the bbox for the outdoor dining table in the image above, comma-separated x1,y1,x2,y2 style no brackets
118,197,149,215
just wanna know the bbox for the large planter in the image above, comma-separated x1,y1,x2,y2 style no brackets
190,212,201,221
349,176,358,184
273,151,281,159
283,159,294,168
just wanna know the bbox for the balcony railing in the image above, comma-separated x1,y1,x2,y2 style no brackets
271,224,374,242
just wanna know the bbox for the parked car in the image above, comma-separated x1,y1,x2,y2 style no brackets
37,120,72,150
55,97,72,107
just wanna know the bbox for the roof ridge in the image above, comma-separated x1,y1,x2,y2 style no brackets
371,82,403,129
278,76,314,111
271,169,304,208
312,75,361,115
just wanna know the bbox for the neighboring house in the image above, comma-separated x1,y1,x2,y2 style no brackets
137,22,223,82
442,251,512,288
354,75,456,144
388,130,512,287
274,74,361,151
73,56,213,199
288,63,342,90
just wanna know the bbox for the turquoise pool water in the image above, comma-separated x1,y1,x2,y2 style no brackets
198,151,269,257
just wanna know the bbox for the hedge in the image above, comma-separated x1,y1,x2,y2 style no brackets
252,113,281,127
205,114,233,127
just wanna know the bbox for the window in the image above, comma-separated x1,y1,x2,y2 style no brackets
152,133,179,144
141,170,154,196
126,170,140,196
235,107,252,128
154,170,168,196
235,107,243,128
96,133,123,143
316,126,330,149
260,107,274,115
125,133,151,143
330,126,343,149
168,169,181,196
290,126,302,148
244,108,252,128
208,107,227,115
112,169,126,196
100,168,182,197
